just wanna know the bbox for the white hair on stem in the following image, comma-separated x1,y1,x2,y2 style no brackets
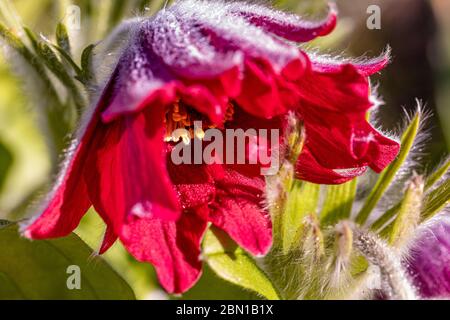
351,224,418,300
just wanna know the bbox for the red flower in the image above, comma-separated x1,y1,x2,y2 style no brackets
22,1,399,293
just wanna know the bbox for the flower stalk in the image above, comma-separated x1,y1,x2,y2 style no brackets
352,225,417,300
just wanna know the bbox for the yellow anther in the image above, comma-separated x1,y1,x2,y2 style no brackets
164,100,235,143
181,133,191,145
170,129,191,145
194,127,205,140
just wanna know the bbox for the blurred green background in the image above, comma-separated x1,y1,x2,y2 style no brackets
0,0,448,299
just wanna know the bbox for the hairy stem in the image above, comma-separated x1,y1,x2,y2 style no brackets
352,225,417,300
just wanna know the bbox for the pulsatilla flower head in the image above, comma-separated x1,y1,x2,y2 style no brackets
22,0,399,293
407,216,450,298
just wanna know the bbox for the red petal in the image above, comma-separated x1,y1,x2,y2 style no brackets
301,108,399,171
84,106,181,236
175,84,225,125
120,207,209,294
214,107,283,177
100,24,238,125
312,50,390,77
352,120,400,173
22,71,120,239
23,165,91,239
102,77,231,126
167,159,217,210
235,57,304,119
296,148,367,184
209,167,272,256
98,226,118,255
149,15,242,80
296,63,399,181
299,63,373,113
230,3,337,42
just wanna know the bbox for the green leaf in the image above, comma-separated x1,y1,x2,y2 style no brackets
379,179,449,238
280,180,320,254
321,179,357,226
356,111,421,225
56,23,71,56
23,27,85,111
180,264,260,300
0,24,69,156
425,158,450,190
371,203,400,232
0,271,26,299
52,45,83,77
81,44,95,72
371,159,449,231
22,27,39,50
0,224,135,300
203,227,280,300
53,23,85,80
421,179,450,221
75,44,96,85
37,42,85,110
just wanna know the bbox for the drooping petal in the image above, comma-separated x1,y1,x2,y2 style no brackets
295,63,399,181
100,24,231,125
22,73,120,239
100,29,176,122
120,207,209,294
168,0,310,119
99,226,118,255
227,2,337,42
150,11,243,79
311,49,391,77
296,148,367,184
209,167,272,256
300,108,399,173
235,57,304,118
102,0,316,124
352,120,400,172
84,105,181,236
299,63,373,113
172,0,302,73
23,145,92,239
174,83,225,125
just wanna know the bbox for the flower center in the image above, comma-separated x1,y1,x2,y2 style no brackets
164,100,234,144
